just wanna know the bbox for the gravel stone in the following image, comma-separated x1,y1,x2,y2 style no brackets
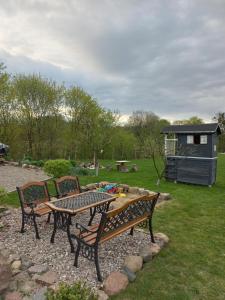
0,208,161,289
0,165,50,192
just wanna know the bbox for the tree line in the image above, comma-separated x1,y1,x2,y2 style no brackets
0,63,224,161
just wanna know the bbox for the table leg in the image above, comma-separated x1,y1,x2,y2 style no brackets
50,211,58,243
66,214,75,253
88,207,96,226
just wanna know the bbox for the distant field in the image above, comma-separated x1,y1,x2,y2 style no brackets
3,156,225,299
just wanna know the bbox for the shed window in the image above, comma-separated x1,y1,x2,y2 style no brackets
200,135,207,144
187,135,193,144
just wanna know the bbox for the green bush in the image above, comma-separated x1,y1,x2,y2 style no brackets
69,160,77,167
46,282,97,300
44,159,72,178
0,187,8,205
70,166,95,176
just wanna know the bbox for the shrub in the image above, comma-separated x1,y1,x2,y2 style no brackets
70,166,95,176
0,187,8,205
70,160,77,167
46,282,97,300
44,159,72,178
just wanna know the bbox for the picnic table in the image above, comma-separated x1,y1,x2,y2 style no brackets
115,160,130,172
46,191,116,252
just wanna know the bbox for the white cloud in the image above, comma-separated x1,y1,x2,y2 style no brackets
0,0,225,121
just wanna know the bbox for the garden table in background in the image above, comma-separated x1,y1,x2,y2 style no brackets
46,191,116,252
115,160,131,172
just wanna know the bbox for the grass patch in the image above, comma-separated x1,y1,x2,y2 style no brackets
3,156,225,299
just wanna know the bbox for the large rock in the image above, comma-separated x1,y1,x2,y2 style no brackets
139,245,153,263
118,184,129,192
128,187,139,194
159,193,171,201
124,255,143,273
86,183,97,190
36,271,58,286
138,188,150,196
28,264,48,275
149,243,161,256
121,266,136,282
97,289,109,300
18,280,38,294
154,233,169,248
11,260,22,270
0,253,12,293
4,291,22,300
21,256,33,270
32,286,48,300
103,271,129,296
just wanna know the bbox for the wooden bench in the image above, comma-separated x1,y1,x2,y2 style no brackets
72,192,160,281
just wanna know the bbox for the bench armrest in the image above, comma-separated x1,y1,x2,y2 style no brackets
76,223,99,236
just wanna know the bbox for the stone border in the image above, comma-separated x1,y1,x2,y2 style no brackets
97,232,169,298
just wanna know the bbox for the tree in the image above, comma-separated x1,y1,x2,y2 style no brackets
13,74,64,158
173,116,204,125
213,112,225,152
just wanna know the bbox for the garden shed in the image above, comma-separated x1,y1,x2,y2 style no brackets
161,123,221,186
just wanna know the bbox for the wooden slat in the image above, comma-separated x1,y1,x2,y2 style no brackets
105,193,157,218
100,215,148,243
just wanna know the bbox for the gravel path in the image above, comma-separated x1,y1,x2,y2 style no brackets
0,165,50,192
1,208,152,288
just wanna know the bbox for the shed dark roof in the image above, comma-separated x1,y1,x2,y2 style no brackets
161,123,221,134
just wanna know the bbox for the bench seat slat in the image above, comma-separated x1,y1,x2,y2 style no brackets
78,214,148,245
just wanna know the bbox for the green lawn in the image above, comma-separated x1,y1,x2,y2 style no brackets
2,156,225,299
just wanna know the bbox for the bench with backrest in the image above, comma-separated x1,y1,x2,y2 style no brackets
17,181,52,239
72,192,159,281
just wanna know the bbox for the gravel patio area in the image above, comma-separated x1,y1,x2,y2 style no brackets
0,165,50,192
0,208,153,289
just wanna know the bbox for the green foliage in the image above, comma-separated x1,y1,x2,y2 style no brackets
44,159,72,178
70,166,93,176
46,282,97,300
21,159,45,167
0,187,8,205
69,160,77,167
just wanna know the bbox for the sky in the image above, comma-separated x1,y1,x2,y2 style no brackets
0,0,225,123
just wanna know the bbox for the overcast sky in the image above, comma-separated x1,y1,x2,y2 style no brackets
0,0,225,122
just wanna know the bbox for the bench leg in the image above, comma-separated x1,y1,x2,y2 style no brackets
47,212,51,223
33,214,40,239
149,218,155,243
129,227,134,236
74,242,81,267
94,247,102,282
21,213,25,233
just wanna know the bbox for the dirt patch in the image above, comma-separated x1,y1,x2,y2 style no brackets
0,165,50,192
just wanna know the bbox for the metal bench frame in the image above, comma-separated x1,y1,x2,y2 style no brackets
17,181,52,239
72,193,160,281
